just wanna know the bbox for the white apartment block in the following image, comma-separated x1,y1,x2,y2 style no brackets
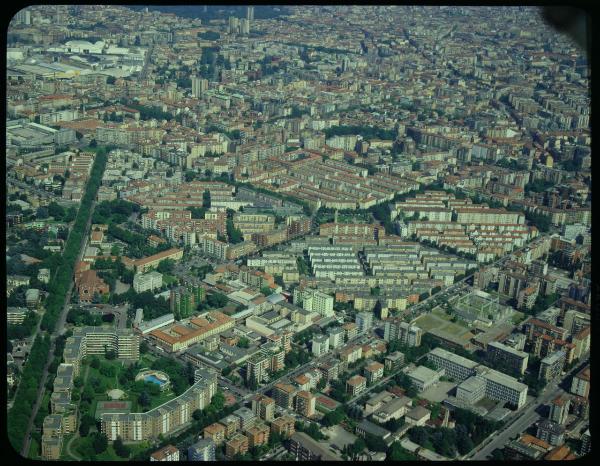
293,288,334,317
427,347,479,382
311,335,330,356
383,319,422,347
133,271,164,293
478,368,528,410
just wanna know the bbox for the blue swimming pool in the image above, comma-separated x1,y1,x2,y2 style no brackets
145,374,166,386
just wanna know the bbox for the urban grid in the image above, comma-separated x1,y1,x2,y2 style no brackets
5,4,591,462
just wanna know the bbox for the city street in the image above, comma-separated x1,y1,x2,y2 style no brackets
467,357,589,460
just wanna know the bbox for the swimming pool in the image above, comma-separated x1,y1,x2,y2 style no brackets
145,374,167,386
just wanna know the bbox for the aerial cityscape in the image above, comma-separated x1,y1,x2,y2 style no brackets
6,4,591,462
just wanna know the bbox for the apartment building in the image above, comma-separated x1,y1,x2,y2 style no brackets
549,396,570,425
456,375,487,404
289,432,341,461
272,383,297,409
427,347,479,382
407,366,444,392
487,341,529,375
356,311,374,333
342,322,358,341
311,334,330,356
327,327,345,349
293,287,334,317
133,271,163,293
187,439,215,461
63,327,139,374
101,373,217,441
384,351,405,372
270,415,295,438
294,390,316,418
225,433,249,458
233,212,275,236
571,365,590,399
536,420,566,447
364,361,385,384
539,351,566,382
246,350,270,384
203,422,226,445
151,445,180,462
383,318,422,347
123,248,184,273
478,368,528,409
245,422,270,448
251,395,275,422
346,375,367,396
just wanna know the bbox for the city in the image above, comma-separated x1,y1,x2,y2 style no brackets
6,4,591,462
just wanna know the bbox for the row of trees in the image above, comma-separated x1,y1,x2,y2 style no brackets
40,148,108,333
7,333,52,451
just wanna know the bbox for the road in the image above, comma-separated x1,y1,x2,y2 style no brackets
467,356,589,460
21,201,97,457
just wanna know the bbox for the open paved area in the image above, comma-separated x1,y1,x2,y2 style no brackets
322,424,358,450
420,381,457,403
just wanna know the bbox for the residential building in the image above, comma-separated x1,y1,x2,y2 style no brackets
133,271,163,293
427,347,478,382
383,318,422,346
327,327,345,349
294,390,316,418
225,433,249,458
203,422,226,445
270,415,295,438
456,375,487,404
151,445,180,462
539,350,566,382
487,341,529,375
251,395,275,422
364,361,384,384
407,365,444,392
570,365,590,398
272,383,297,409
311,334,330,356
346,375,367,396
536,419,566,446
244,422,270,448
188,439,215,461
289,432,341,461
384,351,405,372
293,288,334,317
356,312,374,333
549,396,570,425
478,368,529,409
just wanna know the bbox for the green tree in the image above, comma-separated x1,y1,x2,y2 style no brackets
113,436,130,458
92,432,108,454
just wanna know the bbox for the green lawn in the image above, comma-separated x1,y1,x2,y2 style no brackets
60,434,76,460
28,437,40,459
146,389,176,410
